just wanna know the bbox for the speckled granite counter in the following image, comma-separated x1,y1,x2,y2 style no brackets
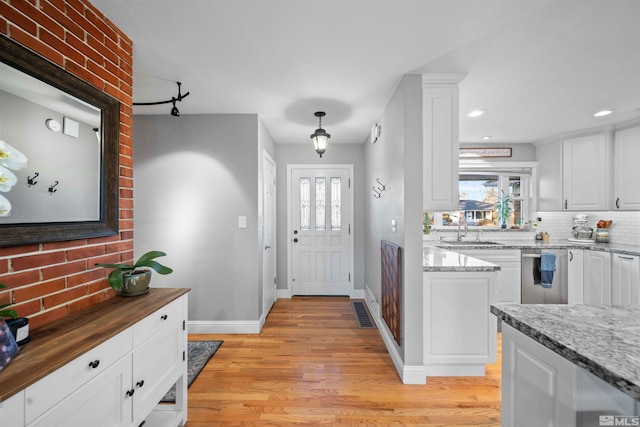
423,246,501,272
435,239,640,256
491,303,640,400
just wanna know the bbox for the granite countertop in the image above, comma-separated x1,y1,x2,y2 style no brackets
423,246,501,272
435,239,640,256
491,303,640,400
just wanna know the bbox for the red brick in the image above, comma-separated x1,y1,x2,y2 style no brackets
120,166,133,178
42,260,87,281
87,280,110,295
65,31,103,64
119,198,133,209
85,8,117,44
1,16,7,35
0,290,11,306
11,0,65,39
40,27,84,65
119,177,133,189
120,231,133,241
43,239,87,251
43,0,66,13
40,0,84,40
0,260,9,275
12,251,66,272
91,253,121,269
87,59,119,87
120,188,133,199
87,33,118,64
12,299,41,317
3,4,38,36
67,270,102,288
104,241,132,254
65,0,85,16
43,285,87,309
29,306,67,331
65,59,103,89
66,245,105,261
0,244,40,257
68,291,106,314
89,235,120,245
13,279,66,303
9,25,64,66
0,270,41,288
119,219,133,231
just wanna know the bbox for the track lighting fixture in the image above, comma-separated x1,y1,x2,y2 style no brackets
310,111,330,158
133,81,190,117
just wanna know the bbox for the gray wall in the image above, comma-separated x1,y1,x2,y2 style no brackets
275,143,366,293
364,74,424,366
133,114,263,322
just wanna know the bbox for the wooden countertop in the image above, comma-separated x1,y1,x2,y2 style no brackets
0,287,190,402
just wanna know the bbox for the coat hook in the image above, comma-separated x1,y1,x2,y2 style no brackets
48,180,59,195
376,178,386,191
372,186,382,198
27,172,39,187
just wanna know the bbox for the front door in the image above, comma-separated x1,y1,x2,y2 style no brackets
289,165,352,296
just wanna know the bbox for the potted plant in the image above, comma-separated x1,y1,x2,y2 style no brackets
0,284,29,346
96,251,173,297
496,191,513,229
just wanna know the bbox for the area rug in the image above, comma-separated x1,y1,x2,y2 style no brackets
160,340,223,403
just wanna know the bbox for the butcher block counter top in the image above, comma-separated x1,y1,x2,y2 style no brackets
0,287,190,402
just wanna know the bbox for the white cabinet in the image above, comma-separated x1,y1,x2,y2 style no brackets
422,74,465,211
451,249,521,304
0,391,24,427
536,140,563,211
502,323,577,427
583,250,611,305
613,126,640,210
611,254,640,305
562,133,611,211
21,293,188,427
567,249,584,304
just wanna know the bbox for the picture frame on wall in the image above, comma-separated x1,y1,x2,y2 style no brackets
459,147,512,158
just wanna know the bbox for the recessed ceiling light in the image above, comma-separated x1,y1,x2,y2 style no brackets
594,110,613,117
481,135,492,140
467,110,485,118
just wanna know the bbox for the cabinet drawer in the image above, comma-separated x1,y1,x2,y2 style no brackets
133,296,184,347
25,328,132,424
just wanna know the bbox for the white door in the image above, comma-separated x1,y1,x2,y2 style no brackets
263,152,277,313
289,165,352,296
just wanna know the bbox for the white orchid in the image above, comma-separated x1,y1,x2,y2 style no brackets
0,166,17,192
0,194,12,217
0,140,28,171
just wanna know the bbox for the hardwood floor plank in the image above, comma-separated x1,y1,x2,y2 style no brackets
187,296,501,426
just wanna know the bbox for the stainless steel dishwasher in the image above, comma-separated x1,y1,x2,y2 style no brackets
521,248,568,304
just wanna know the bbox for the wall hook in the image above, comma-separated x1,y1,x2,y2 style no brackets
376,178,386,191
372,186,382,198
48,180,59,195
27,172,39,187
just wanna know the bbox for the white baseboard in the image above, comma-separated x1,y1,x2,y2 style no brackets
188,320,262,334
351,289,365,299
277,289,291,299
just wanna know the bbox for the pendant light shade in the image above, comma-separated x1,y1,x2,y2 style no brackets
310,111,330,158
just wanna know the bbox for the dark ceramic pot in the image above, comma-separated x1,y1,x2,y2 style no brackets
121,270,152,297
6,317,29,346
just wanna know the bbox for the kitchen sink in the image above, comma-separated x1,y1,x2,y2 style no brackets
441,240,503,246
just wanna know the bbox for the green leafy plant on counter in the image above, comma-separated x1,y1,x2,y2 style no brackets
95,250,173,291
496,190,513,228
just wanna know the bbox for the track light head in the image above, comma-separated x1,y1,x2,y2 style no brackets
171,98,180,117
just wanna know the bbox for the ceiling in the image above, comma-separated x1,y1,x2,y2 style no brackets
91,0,640,145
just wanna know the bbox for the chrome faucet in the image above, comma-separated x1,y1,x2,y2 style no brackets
476,229,483,242
457,211,468,241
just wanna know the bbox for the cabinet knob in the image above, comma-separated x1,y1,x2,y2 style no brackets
160,314,168,320
136,380,145,388
88,360,100,369
126,389,135,397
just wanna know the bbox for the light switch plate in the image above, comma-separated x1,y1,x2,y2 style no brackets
238,216,247,228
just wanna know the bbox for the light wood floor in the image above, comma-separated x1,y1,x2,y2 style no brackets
187,297,501,426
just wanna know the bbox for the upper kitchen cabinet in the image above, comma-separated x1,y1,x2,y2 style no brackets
613,125,640,210
536,132,612,211
422,74,466,211
562,132,611,211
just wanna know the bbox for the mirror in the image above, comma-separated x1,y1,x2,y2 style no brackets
0,36,119,247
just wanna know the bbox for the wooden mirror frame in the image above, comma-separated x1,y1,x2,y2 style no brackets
0,36,120,247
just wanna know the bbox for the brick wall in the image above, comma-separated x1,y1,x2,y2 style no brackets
0,0,133,330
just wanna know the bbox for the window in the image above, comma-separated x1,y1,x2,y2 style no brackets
431,169,532,229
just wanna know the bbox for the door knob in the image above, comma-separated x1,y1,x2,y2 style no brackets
293,238,298,243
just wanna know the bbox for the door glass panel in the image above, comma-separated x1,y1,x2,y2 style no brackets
509,176,522,197
300,177,310,230
331,177,342,230
315,177,326,231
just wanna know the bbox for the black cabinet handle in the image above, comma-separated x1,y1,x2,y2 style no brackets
564,199,568,209
293,238,298,243
569,251,573,262
126,389,135,397
136,380,145,388
160,314,168,320
616,197,620,209
88,360,100,369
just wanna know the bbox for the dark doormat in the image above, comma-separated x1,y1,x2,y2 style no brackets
161,340,223,403
351,301,376,328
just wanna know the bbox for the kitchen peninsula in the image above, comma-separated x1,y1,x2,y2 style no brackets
422,247,500,377
492,303,640,427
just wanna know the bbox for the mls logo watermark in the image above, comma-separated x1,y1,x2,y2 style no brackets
600,415,640,426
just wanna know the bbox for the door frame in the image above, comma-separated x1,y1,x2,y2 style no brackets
263,151,277,315
286,164,355,298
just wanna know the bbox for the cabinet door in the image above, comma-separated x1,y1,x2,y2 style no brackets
562,133,610,211
583,251,611,305
567,249,584,304
611,254,640,305
537,140,563,211
29,356,132,427
614,126,640,210
0,391,24,427
132,316,184,425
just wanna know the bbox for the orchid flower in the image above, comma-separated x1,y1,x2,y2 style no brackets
0,140,28,170
0,166,17,192
0,194,11,216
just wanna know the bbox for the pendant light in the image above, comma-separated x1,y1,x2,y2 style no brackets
310,111,331,158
